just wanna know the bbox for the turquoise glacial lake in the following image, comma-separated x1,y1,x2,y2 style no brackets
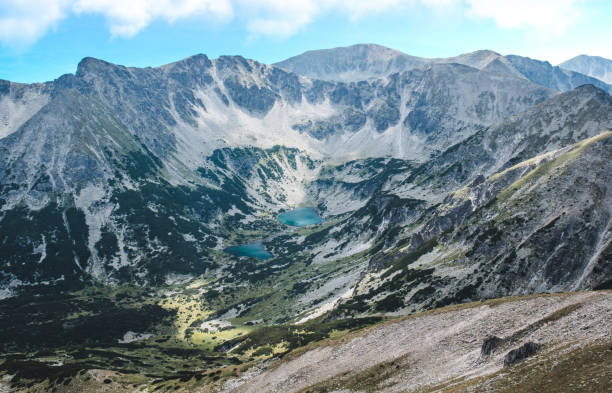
278,207,324,227
224,242,273,260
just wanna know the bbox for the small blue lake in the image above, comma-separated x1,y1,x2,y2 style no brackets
278,207,324,227
224,242,273,260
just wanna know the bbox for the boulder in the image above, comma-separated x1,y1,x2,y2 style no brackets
503,342,540,367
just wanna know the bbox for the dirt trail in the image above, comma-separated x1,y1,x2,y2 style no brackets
221,291,612,393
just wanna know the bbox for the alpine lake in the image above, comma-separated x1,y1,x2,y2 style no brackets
224,207,324,260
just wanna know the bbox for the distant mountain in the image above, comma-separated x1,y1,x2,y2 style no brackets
274,43,426,82
436,49,526,79
502,54,611,94
560,54,612,84
276,45,612,94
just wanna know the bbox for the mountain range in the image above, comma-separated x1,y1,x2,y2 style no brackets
0,44,611,393
275,44,612,94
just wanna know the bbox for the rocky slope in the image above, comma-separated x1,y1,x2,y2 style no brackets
327,130,612,318
304,85,612,293
221,291,612,393
560,54,612,84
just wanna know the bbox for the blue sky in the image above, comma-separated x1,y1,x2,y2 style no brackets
1,0,611,83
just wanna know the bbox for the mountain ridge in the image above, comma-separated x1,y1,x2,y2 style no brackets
275,44,612,94
1,51,557,162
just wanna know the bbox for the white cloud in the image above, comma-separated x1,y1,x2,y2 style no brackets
0,0,589,47
465,0,581,35
329,0,458,19
237,0,320,38
73,0,233,37
0,0,71,47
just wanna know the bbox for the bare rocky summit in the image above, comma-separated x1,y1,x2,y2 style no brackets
560,54,612,84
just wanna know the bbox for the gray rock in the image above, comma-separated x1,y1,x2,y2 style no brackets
223,77,278,114
481,336,503,357
504,342,540,367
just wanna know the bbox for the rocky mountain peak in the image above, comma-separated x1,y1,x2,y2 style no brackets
75,56,120,78
560,54,612,84
161,53,212,72
274,43,426,82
